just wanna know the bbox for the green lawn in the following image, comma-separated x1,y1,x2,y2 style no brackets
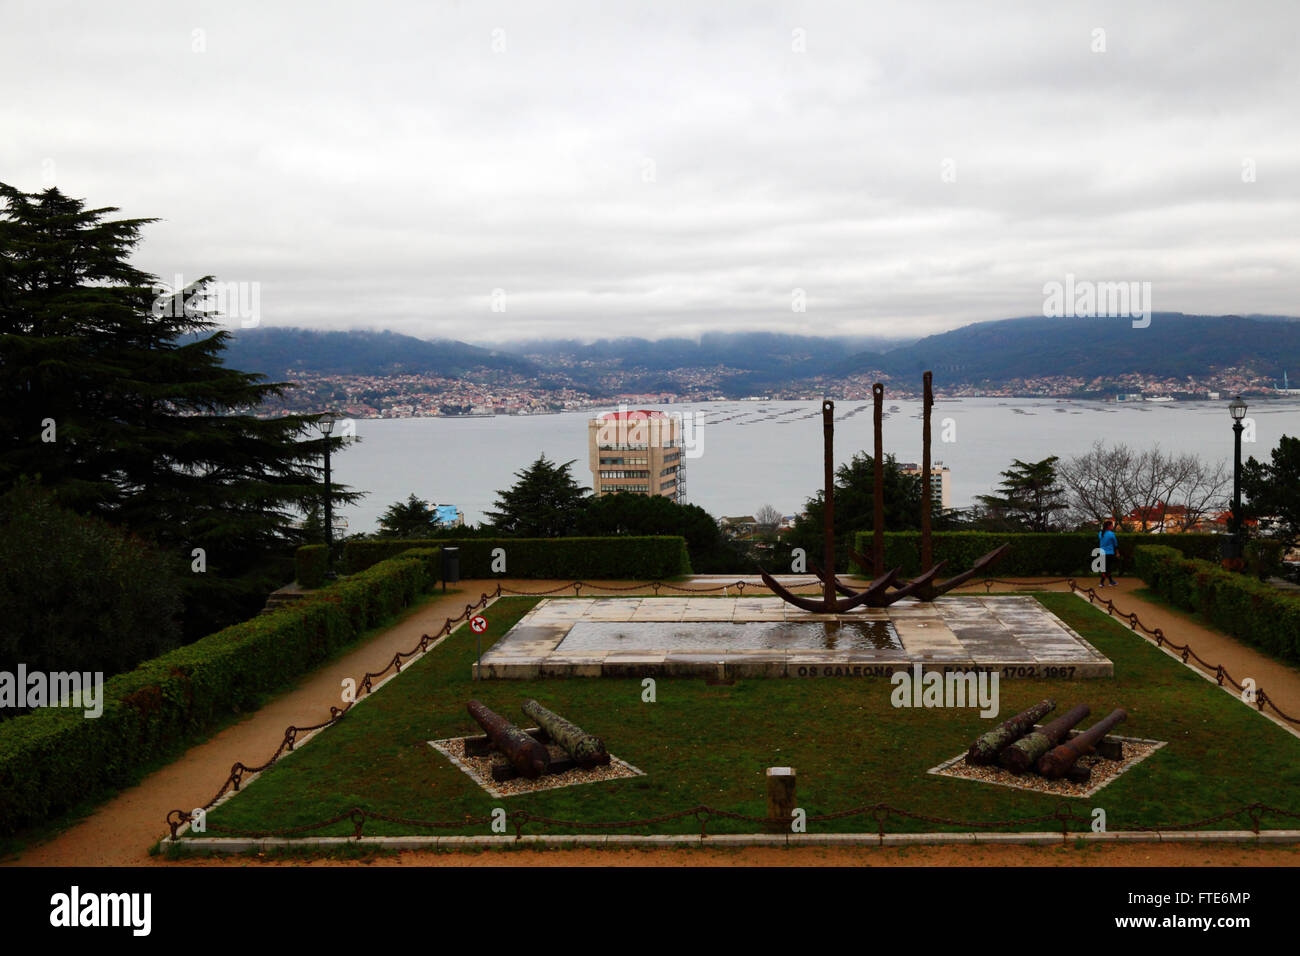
190,593,1300,839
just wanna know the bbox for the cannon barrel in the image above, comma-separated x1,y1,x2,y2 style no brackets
965,699,1056,766
998,703,1090,774
1037,708,1128,779
467,699,550,779
522,699,610,769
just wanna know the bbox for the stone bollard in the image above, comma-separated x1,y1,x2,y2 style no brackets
706,659,734,686
765,766,797,834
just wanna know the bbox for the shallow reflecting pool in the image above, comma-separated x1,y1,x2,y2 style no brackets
556,620,902,653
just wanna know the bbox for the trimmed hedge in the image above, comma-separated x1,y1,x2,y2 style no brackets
338,536,693,579
848,531,1240,577
0,550,432,837
1134,545,1300,664
1244,539,1286,580
296,544,328,588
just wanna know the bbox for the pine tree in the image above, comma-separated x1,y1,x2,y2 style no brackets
485,455,588,537
1243,436,1300,550
785,453,936,569
377,493,441,538
0,184,360,635
975,457,1067,531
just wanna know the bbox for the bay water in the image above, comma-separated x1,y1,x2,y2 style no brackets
327,398,1300,533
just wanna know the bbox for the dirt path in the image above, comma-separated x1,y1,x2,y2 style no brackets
7,577,1297,867
1098,580,1300,718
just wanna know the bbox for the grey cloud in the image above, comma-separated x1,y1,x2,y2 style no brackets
2,0,1297,344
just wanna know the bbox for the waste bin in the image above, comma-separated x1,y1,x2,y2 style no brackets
441,546,460,591
1219,533,1242,561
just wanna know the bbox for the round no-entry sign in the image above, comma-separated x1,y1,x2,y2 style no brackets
469,615,488,633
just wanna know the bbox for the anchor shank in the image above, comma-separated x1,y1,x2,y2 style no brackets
872,382,885,577
921,371,934,573
822,398,836,607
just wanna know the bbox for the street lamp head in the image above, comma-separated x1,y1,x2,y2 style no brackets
317,410,342,436
1228,395,1247,422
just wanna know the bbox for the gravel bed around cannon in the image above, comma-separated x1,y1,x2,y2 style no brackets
429,736,643,798
930,737,1165,798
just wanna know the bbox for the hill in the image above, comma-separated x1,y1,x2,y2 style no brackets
217,327,537,378
509,331,912,393
841,314,1300,384
212,315,1300,394
509,331,903,370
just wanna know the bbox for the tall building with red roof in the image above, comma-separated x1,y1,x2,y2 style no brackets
587,409,687,502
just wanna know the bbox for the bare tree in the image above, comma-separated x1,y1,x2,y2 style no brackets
1126,446,1194,530
754,503,783,535
1169,455,1230,530
1059,441,1136,527
1060,441,1230,531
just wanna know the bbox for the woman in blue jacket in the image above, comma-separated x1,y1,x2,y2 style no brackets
1098,520,1119,587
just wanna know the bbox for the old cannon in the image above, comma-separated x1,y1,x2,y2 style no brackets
522,699,610,769
467,699,549,779
999,703,1091,774
1037,708,1128,779
965,699,1056,766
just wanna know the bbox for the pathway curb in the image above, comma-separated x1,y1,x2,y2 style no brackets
162,828,1300,854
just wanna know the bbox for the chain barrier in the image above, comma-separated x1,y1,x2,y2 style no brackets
496,576,1081,597
975,577,1076,591
497,579,821,595
171,801,1300,843
1066,579,1300,728
165,585,503,835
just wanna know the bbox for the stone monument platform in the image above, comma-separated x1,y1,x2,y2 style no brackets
473,595,1112,680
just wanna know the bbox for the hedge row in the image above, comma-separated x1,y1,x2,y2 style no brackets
336,536,692,579
1134,545,1300,664
0,550,434,837
846,531,1276,577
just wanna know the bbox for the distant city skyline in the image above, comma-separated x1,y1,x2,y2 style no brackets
5,2,1299,342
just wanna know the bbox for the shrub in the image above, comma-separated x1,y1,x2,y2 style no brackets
0,550,431,837
1134,545,1300,664
575,493,745,572
295,544,328,588
1245,539,1285,580
0,481,183,683
337,536,692,579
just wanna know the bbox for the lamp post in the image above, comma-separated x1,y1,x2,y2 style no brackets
317,411,341,579
1228,395,1247,545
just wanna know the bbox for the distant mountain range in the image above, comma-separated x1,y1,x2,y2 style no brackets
216,314,1300,393
511,331,903,369
505,331,905,393
838,313,1300,385
218,328,537,378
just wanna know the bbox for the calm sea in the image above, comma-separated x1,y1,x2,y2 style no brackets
327,398,1300,534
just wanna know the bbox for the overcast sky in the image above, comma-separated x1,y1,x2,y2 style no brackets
4,1,1298,343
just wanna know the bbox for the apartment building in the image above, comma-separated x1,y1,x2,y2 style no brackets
588,410,687,502
899,461,951,510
